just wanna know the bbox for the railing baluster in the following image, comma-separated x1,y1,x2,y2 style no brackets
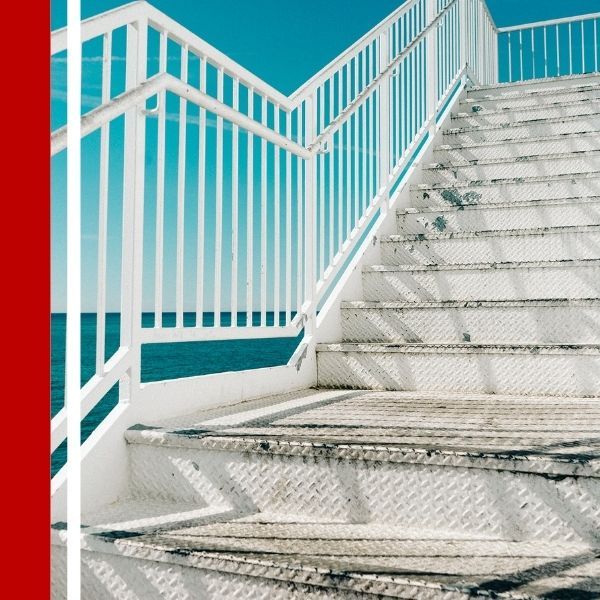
582,21,585,73
519,30,523,80
531,29,535,79
329,78,334,264
155,32,167,328
195,56,206,327
508,32,513,82
214,67,224,327
231,78,239,327
296,104,303,316
595,19,598,73
346,62,351,238
285,111,292,324
556,25,561,76
337,71,343,251
361,52,367,212
260,95,267,326
274,106,280,325
544,27,548,78
96,31,112,375
175,45,188,328
569,22,573,74
246,88,254,327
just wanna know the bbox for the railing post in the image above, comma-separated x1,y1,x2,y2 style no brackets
460,0,468,76
378,28,390,211
427,0,439,136
120,17,148,401
304,93,317,338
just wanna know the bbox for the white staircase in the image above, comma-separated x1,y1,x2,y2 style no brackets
52,76,600,598
318,75,600,398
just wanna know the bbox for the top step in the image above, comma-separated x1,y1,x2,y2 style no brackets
460,83,600,111
468,73,600,98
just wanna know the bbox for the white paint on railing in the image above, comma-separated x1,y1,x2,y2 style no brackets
51,0,516,492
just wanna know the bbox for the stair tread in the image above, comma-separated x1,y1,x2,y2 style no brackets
365,258,600,272
437,130,600,151
123,389,600,479
469,73,600,92
453,97,600,119
445,111,600,134
397,196,600,215
52,515,600,599
414,171,600,190
342,299,600,309
383,223,600,243
425,148,600,169
318,342,600,353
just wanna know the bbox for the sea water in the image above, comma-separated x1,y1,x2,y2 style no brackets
51,313,301,476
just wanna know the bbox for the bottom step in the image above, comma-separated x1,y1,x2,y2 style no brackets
52,518,600,600
317,343,600,396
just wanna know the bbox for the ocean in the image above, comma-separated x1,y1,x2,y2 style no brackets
51,313,301,476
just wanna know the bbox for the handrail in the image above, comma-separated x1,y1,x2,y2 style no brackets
52,0,497,114
310,0,459,152
498,11,600,33
51,72,311,159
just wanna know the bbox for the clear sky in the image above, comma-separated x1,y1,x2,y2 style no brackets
51,0,600,312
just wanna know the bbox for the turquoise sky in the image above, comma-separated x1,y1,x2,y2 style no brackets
51,0,600,313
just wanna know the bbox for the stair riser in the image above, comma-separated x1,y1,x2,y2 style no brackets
362,265,600,302
469,75,600,98
434,136,600,162
460,89,600,110
397,201,600,234
125,443,600,544
445,116,600,144
341,306,600,344
452,104,600,128
317,349,600,396
411,177,600,207
381,231,600,266
423,156,600,184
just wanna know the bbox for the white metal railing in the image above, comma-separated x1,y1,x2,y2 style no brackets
51,0,499,465
498,12,600,82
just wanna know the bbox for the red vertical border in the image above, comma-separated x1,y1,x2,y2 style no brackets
2,2,50,598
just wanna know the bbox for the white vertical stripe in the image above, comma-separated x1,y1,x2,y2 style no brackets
66,0,81,594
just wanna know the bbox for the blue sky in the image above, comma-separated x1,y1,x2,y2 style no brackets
51,0,600,313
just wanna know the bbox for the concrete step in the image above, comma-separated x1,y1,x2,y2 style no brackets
450,100,600,128
316,343,600,396
396,197,600,235
460,83,600,111
340,299,600,344
411,172,600,207
422,151,600,185
443,112,600,144
362,259,600,302
467,73,600,98
380,225,600,266
121,390,600,538
51,519,600,599
433,132,600,164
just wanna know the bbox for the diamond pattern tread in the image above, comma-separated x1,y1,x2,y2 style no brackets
51,519,600,600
